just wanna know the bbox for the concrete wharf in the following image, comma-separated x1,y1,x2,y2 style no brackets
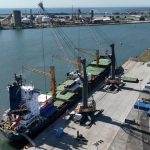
27,60,150,150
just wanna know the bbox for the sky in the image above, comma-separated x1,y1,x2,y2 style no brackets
0,0,150,8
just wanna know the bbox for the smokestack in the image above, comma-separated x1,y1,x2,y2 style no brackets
91,10,94,20
78,8,81,20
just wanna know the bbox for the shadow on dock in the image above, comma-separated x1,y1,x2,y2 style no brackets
29,112,150,149
35,130,87,150
93,113,150,146
32,116,88,150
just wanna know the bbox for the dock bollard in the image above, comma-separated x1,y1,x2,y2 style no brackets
55,127,64,137
77,130,79,138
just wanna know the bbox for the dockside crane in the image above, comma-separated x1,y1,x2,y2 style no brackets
104,43,125,93
69,58,104,126
49,55,99,124
75,59,96,114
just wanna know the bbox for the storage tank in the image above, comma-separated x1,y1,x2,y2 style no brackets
35,15,43,23
12,10,22,27
22,18,31,24
42,16,50,23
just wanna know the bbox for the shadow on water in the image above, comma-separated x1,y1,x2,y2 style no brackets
0,133,26,150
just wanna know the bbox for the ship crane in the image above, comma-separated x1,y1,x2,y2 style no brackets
75,59,96,115
23,66,56,99
7,108,30,125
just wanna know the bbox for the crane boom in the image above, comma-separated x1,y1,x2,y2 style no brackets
23,66,50,77
75,48,96,57
52,55,78,65
22,66,56,99
52,55,82,73
75,48,100,66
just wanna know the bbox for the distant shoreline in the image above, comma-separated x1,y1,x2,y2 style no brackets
1,21,150,31
1,7,150,30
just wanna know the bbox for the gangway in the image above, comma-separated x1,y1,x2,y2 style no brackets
21,133,36,147
0,14,12,23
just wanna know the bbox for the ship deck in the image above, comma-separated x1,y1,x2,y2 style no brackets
27,60,150,150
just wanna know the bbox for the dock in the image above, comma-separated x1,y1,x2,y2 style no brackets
26,59,150,150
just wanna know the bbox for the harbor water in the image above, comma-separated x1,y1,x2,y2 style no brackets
1,23,150,149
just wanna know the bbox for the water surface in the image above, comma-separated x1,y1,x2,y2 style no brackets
0,23,150,149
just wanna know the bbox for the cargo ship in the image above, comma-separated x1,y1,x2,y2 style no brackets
0,53,112,142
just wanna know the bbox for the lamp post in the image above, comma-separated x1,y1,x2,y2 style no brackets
138,79,143,124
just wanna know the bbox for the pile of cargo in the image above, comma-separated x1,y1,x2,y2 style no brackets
122,76,139,83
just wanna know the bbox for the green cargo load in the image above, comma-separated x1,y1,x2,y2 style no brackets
54,100,65,108
57,80,74,91
56,92,75,100
47,91,75,100
86,66,105,76
91,58,111,66
123,76,139,83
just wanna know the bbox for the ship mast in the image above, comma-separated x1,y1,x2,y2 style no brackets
96,49,100,66
50,66,56,99
77,56,82,73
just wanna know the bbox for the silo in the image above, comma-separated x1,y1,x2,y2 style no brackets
13,10,22,27
91,10,94,20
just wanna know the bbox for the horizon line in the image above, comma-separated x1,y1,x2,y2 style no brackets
0,6,150,9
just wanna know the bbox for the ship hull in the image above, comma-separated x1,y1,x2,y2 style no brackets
0,100,76,142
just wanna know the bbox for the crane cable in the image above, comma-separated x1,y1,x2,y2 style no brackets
49,28,74,70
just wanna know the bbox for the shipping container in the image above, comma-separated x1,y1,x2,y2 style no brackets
147,110,150,117
134,101,150,111
90,58,111,67
40,105,57,118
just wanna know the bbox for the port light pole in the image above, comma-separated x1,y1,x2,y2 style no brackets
138,78,143,124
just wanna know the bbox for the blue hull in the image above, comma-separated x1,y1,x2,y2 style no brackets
0,101,74,142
